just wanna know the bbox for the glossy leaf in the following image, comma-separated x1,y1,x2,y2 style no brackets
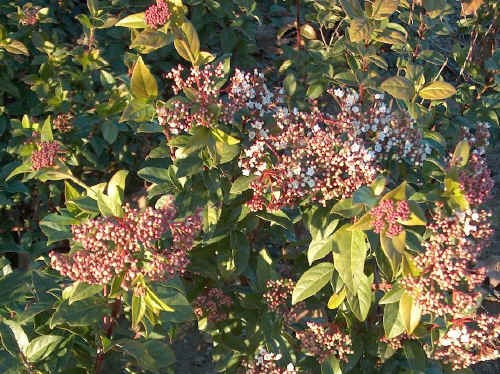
292,262,334,305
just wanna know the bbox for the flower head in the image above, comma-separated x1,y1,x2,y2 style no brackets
145,0,171,28
31,141,63,170
50,198,202,285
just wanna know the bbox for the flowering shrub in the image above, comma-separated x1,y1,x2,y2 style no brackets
0,0,498,373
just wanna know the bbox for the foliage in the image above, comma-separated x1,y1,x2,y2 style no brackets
0,0,498,373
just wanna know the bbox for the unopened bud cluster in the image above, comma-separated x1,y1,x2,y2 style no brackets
31,141,63,170
402,205,492,317
370,199,410,237
263,278,305,324
193,288,233,323
295,322,353,363
50,197,202,285
144,0,171,28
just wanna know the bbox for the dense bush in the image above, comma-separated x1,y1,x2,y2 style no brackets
0,0,498,373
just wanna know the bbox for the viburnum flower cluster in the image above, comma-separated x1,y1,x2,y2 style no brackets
49,197,202,285
31,141,63,170
157,63,226,134
295,322,353,363
427,314,499,370
370,199,410,236
402,205,493,317
144,0,171,28
246,348,297,374
193,288,233,323
458,152,494,206
263,278,305,324
330,89,431,166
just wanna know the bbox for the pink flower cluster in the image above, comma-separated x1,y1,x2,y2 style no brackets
402,204,492,317
380,333,416,352
246,348,297,374
458,153,493,206
263,278,295,312
50,197,202,285
20,5,40,26
295,321,353,363
427,314,499,370
193,288,233,323
263,278,305,324
157,63,226,135
31,141,63,170
144,0,171,28
370,199,410,236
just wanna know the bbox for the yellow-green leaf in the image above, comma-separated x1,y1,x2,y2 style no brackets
418,81,456,100
292,262,334,305
380,76,414,101
173,20,200,65
399,292,422,334
327,287,347,309
131,56,158,99
115,12,147,28
369,0,400,20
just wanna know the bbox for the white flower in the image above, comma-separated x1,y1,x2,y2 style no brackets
351,143,360,152
352,105,359,113
333,88,344,98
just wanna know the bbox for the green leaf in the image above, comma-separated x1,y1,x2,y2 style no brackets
131,30,171,54
403,340,426,372
255,211,294,232
348,17,370,43
25,335,64,362
230,175,257,194
62,281,103,304
331,198,363,218
383,302,405,338
2,40,29,56
40,117,53,142
210,128,240,145
346,272,373,321
340,0,363,18
332,227,368,293
369,0,400,20
131,56,158,99
173,21,200,65
321,355,342,374
131,294,146,329
107,170,128,211
451,140,470,167
399,292,422,334
292,262,334,305
256,248,278,291
115,12,147,28
380,233,403,274
418,81,456,100
379,285,404,304
2,320,29,355
284,73,297,96
380,76,414,101
308,236,334,265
